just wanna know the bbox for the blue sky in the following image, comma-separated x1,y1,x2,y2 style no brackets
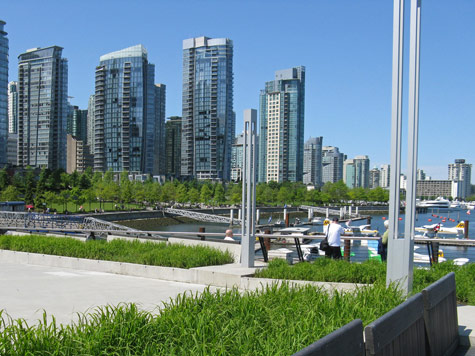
3,0,475,181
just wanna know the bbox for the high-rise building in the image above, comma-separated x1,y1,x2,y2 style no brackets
66,134,93,174
258,66,305,183
303,136,323,186
369,168,380,189
448,159,472,199
87,95,95,157
344,155,370,188
154,84,166,175
380,164,391,188
416,168,426,181
94,45,163,174
165,116,181,178
0,20,8,166
181,36,234,181
343,159,356,188
8,81,18,134
67,105,88,143
17,46,68,169
322,146,344,184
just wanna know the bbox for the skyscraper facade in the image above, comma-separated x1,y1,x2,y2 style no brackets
448,159,472,199
344,155,370,188
154,84,166,175
17,46,68,169
8,81,18,134
322,146,344,184
0,21,8,166
303,136,323,186
181,36,234,181
94,45,162,174
165,116,182,179
380,164,391,188
87,95,95,158
67,105,88,143
258,66,305,183
369,168,380,189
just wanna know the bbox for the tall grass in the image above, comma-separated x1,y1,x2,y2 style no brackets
0,235,234,268
0,283,404,355
255,258,475,304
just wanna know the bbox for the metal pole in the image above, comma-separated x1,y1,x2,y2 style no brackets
387,0,405,288
387,0,422,295
241,109,257,267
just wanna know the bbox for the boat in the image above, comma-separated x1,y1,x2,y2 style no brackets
417,197,451,209
311,217,323,225
449,200,467,209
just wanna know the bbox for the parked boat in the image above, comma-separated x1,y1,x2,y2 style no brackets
416,197,451,209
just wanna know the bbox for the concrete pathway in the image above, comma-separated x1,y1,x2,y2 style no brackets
0,261,219,325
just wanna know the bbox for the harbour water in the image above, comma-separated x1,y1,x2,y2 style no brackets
120,207,475,264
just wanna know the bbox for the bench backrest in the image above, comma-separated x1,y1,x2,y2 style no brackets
364,293,427,356
422,272,459,356
292,319,364,356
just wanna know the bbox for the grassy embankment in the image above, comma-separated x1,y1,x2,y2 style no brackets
0,282,404,355
255,258,475,304
0,234,233,269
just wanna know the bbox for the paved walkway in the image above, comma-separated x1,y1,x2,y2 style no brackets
0,262,219,325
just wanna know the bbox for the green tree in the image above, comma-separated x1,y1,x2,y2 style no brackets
1,185,19,201
213,183,225,205
24,167,36,203
229,182,242,205
200,184,213,204
188,188,200,203
0,168,11,190
175,184,188,203
277,186,292,205
43,191,58,210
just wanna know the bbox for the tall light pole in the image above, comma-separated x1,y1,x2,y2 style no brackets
241,109,257,268
387,0,422,294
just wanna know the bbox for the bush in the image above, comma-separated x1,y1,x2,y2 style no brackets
0,235,234,269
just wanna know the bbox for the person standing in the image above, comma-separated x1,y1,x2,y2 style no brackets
326,217,345,259
381,220,389,261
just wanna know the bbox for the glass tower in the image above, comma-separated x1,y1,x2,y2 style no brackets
0,20,8,166
322,146,344,184
165,116,182,178
8,81,18,134
303,136,323,186
181,36,234,181
17,46,68,169
94,45,163,174
258,67,305,183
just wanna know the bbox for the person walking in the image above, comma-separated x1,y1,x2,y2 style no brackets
326,217,345,259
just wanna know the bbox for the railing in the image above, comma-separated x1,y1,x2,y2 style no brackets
294,273,460,356
0,212,139,233
163,208,241,225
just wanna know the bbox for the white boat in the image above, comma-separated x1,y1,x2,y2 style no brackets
417,197,451,209
449,200,467,209
311,217,323,225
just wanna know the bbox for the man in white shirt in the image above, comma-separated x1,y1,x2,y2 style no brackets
326,217,345,259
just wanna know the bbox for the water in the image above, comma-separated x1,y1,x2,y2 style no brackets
120,207,475,263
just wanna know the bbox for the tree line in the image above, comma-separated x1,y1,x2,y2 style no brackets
0,167,391,211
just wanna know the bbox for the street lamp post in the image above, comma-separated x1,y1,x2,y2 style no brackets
387,0,422,294
241,109,257,268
